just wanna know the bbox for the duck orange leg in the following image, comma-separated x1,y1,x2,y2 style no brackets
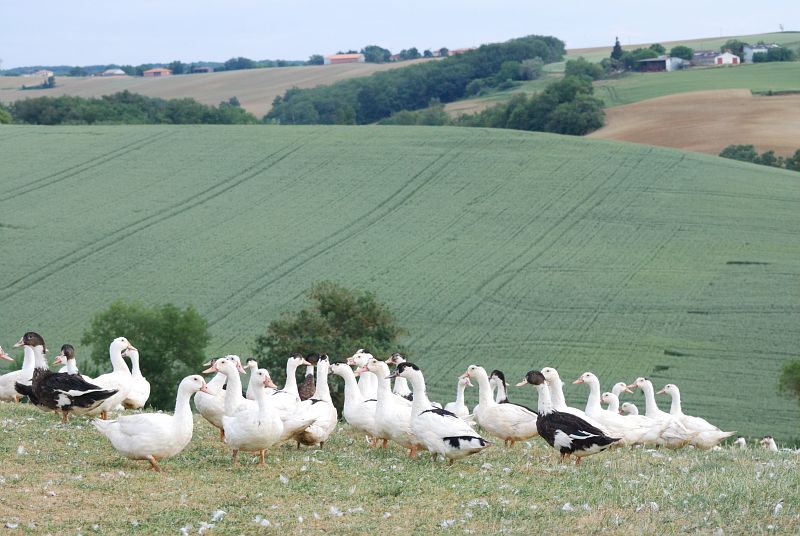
381,438,388,448
232,449,240,467
147,455,161,471
259,450,267,465
219,428,225,441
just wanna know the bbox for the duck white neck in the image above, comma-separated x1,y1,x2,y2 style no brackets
129,353,142,378
393,376,411,397
310,361,331,403
109,345,131,376
535,383,554,415
547,376,568,410
583,376,603,413
207,372,227,390
494,379,508,403
305,365,315,377
222,368,244,415
372,365,392,402
639,380,660,418
667,389,683,415
284,361,301,398
338,367,364,403
21,346,37,375
32,345,47,370
65,358,80,375
406,372,432,415
604,393,619,413
454,381,467,407
474,370,495,408
173,383,195,423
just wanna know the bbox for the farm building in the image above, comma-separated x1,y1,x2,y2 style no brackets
448,48,475,56
692,50,740,66
191,66,213,73
143,67,172,77
100,68,126,76
636,55,684,72
742,43,780,62
324,53,365,65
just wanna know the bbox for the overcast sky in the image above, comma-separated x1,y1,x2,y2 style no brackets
1,1,797,68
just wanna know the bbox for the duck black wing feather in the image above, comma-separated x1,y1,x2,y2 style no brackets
14,382,40,406
37,371,118,410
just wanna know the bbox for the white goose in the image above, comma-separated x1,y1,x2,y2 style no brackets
330,362,380,444
364,358,420,455
281,353,308,400
573,372,656,446
195,357,231,440
540,367,607,430
348,349,378,400
611,382,633,398
386,352,413,400
657,383,735,449
627,377,696,449
122,347,150,410
212,357,284,466
463,365,538,446
443,375,472,420
396,362,489,464
93,375,209,471
620,402,639,416
293,355,338,448
90,337,135,419
0,342,35,402
601,392,620,413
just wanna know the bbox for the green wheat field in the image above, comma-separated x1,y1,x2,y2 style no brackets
0,124,799,443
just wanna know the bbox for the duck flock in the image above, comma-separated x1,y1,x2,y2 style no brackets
0,331,769,472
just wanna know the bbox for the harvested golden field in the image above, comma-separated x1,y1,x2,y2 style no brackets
589,89,800,156
0,59,431,118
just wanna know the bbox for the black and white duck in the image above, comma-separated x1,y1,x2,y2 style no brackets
298,352,320,401
516,370,620,464
13,332,118,422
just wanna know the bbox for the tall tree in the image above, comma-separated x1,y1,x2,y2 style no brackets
81,301,211,410
611,37,624,60
361,45,391,63
669,45,694,61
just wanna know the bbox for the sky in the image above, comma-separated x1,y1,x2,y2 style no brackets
1,0,798,68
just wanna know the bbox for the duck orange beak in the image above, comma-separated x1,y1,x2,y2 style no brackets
626,383,638,390
13,337,24,348
572,377,584,384
656,388,667,395
0,348,13,362
202,364,218,374
514,379,528,387
264,377,277,389
199,384,211,394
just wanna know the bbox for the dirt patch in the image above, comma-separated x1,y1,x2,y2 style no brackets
589,89,800,156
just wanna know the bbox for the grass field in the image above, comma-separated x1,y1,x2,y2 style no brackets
0,125,799,442
1,401,798,534
0,59,433,118
595,62,800,107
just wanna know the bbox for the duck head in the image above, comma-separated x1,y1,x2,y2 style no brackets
14,331,46,352
53,344,75,366
515,369,545,387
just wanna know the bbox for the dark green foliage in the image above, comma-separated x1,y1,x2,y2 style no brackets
265,34,565,125
399,47,421,60
611,37,624,60
8,90,259,125
379,100,451,126
518,57,544,80
252,282,406,411
69,66,88,77
80,301,211,410
720,144,800,172
454,75,604,135
307,54,324,65
168,60,186,74
565,57,605,80
621,48,659,70
669,45,694,61
222,57,256,71
779,360,800,407
0,103,11,124
361,45,391,63
496,60,522,82
649,43,666,54
720,39,746,58
754,47,796,63
719,144,759,163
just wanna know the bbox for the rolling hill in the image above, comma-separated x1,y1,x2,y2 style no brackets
0,124,798,440
0,59,432,118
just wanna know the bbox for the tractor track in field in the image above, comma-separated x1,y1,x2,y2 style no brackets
208,141,469,344
0,134,315,303
0,131,175,203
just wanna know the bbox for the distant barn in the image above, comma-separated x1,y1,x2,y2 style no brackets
324,53,365,65
100,68,127,77
191,66,213,74
637,55,684,72
143,68,172,77
692,50,740,66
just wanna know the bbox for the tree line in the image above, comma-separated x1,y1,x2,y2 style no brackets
3,91,258,125
719,144,800,172
265,35,566,125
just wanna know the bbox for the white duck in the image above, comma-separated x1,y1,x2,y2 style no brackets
443,376,472,420
53,344,93,382
0,341,35,402
489,370,510,403
627,377,696,449
540,367,607,429
573,372,656,446
364,358,420,455
611,382,633,398
601,392,620,413
620,402,639,416
733,436,746,449
195,357,231,440
212,356,284,466
386,352,413,400
330,361,380,444
293,355,338,448
91,337,135,419
657,383,735,449
348,348,379,400
122,346,150,410
760,436,778,452
93,375,209,471
463,365,538,446
396,362,489,464
279,353,310,400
